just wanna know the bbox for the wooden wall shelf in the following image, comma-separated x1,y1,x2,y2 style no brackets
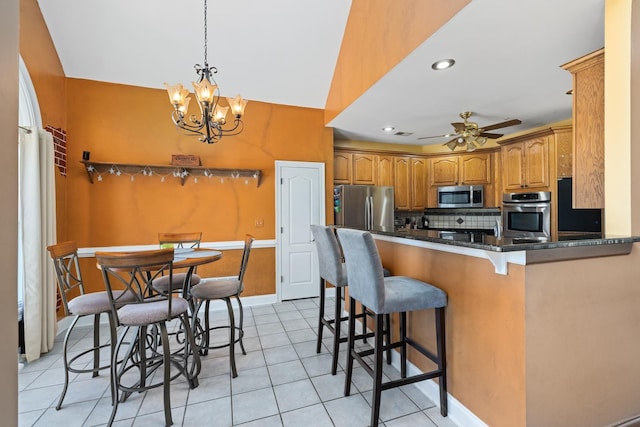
81,160,262,187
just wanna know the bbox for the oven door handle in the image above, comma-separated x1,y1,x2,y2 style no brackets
503,203,549,209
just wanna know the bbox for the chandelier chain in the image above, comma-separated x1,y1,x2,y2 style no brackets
203,0,208,65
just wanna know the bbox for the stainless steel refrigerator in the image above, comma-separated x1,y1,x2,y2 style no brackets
334,185,394,232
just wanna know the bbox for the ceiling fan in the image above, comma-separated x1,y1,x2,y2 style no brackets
418,111,522,152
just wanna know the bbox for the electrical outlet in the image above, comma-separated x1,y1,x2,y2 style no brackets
255,219,264,228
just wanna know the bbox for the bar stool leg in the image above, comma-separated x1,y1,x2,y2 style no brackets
371,314,385,427
225,297,238,378
385,314,392,365
436,307,448,416
316,278,326,354
331,285,343,375
235,295,247,355
344,297,357,397
400,311,407,378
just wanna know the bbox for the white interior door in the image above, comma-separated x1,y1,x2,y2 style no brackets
276,161,325,301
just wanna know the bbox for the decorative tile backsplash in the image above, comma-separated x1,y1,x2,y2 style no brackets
396,209,501,230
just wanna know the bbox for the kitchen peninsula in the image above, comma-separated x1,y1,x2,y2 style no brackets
359,227,640,427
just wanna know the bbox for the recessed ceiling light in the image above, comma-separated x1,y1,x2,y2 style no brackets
431,59,455,71
382,126,395,132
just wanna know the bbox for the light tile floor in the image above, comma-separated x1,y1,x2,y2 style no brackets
18,297,457,427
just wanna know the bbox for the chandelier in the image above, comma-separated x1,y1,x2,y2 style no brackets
164,0,247,144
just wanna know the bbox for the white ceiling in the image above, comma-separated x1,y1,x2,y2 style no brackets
37,0,605,148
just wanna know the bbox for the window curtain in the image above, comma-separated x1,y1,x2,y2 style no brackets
19,127,57,362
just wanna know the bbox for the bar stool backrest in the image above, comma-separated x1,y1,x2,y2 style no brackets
158,232,202,249
95,248,175,325
47,241,85,316
336,228,386,312
237,234,255,293
310,225,347,287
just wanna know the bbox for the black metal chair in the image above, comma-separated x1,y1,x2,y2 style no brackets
96,248,201,427
310,225,391,375
47,241,122,410
189,234,254,378
337,228,448,427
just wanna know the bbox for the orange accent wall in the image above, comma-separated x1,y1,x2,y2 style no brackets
324,0,470,123
65,78,333,296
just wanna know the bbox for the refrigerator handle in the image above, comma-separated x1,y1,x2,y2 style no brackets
368,196,374,230
364,196,370,230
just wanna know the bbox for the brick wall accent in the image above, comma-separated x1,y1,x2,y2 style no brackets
46,125,67,176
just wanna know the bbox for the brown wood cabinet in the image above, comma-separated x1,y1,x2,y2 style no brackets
501,135,550,191
562,49,604,208
376,155,394,187
333,152,352,184
352,153,376,185
394,156,411,210
410,157,427,210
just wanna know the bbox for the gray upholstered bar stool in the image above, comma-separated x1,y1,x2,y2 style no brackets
337,228,448,427
311,225,390,375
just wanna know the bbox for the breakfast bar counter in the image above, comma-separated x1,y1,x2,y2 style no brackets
358,227,640,427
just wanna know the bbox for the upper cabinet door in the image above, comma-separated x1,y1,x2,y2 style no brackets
460,153,491,185
429,156,459,186
410,157,427,210
376,155,394,187
394,157,411,210
352,153,376,185
334,152,352,184
502,143,525,190
523,137,550,189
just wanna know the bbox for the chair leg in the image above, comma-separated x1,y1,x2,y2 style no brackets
385,313,392,365
108,326,129,426
361,303,368,343
202,300,211,356
371,314,385,427
56,315,79,410
316,278,326,354
400,312,407,378
234,294,247,355
159,322,173,426
92,313,101,377
107,313,118,406
180,312,201,388
344,297,357,397
436,307,448,416
331,285,342,375
225,298,238,378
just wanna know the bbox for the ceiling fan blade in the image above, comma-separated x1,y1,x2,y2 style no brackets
444,138,460,151
417,133,455,140
479,119,522,132
478,132,504,139
451,122,466,132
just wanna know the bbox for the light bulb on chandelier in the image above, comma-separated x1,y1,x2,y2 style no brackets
164,0,247,144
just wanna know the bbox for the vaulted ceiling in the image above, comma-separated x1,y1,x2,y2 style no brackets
37,0,604,147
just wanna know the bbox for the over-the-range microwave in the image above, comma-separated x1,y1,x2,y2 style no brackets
437,185,484,208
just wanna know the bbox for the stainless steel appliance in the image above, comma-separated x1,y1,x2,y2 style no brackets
437,185,484,208
334,185,394,232
502,191,551,239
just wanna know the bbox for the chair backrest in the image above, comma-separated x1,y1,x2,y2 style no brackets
95,248,175,325
310,225,347,287
47,241,85,316
237,234,255,293
158,232,202,249
336,228,386,312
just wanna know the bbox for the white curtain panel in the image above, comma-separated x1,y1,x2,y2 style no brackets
19,127,57,362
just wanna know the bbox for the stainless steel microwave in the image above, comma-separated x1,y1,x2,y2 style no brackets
437,185,484,208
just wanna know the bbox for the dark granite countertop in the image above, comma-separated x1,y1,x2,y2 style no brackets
369,227,638,253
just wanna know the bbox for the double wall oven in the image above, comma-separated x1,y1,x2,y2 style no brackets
502,191,551,240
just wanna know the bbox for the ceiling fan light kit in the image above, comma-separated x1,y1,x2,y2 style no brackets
418,111,521,152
